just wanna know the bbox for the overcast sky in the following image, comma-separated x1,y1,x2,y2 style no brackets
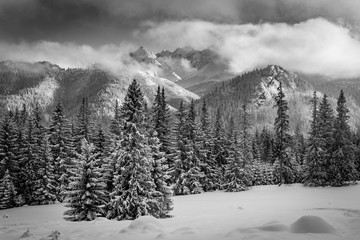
1,0,360,77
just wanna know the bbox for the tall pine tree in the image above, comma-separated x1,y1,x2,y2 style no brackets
329,90,358,186
273,82,294,185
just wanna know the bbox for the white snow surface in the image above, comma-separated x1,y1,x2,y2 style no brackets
1,184,360,240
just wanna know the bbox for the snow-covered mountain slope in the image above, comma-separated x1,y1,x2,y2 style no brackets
130,46,236,96
0,61,199,118
158,47,236,95
1,184,359,240
130,47,182,82
199,65,360,133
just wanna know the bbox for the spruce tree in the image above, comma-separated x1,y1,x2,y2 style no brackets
212,108,227,187
152,86,173,172
0,170,17,209
0,112,18,179
107,79,171,220
317,94,335,184
148,132,173,217
110,100,122,138
304,91,325,186
49,102,75,200
173,101,203,195
32,134,57,205
224,120,251,192
329,90,358,186
293,124,306,165
22,113,42,204
64,139,107,221
198,100,217,191
75,98,94,152
273,82,294,185
240,104,252,165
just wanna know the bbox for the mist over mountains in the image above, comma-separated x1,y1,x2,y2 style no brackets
1,45,360,133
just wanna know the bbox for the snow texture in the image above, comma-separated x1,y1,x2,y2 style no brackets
0,184,359,240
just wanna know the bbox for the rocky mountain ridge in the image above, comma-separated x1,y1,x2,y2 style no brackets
0,61,199,120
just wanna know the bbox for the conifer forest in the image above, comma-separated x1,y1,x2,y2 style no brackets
1,79,359,221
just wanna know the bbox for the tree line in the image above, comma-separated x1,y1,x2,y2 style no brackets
0,79,359,221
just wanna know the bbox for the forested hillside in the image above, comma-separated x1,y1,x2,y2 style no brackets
0,61,198,120
198,65,360,134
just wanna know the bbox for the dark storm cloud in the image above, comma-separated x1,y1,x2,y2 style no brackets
1,0,360,45
1,0,360,78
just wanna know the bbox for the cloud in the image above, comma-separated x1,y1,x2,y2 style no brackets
138,18,360,78
1,11,360,78
2,0,360,46
0,40,143,73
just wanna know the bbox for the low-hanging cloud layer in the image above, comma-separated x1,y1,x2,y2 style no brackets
139,18,360,78
1,0,360,78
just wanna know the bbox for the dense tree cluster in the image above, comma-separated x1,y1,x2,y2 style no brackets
0,79,359,221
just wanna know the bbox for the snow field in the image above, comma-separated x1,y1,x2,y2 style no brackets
1,183,359,240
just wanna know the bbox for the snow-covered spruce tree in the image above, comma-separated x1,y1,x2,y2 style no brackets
31,134,57,205
240,104,253,165
0,112,18,179
329,90,358,186
148,132,173,218
152,86,170,153
22,111,43,204
110,100,122,138
317,94,335,185
224,118,251,192
273,82,295,185
151,86,173,174
64,139,107,221
173,100,203,195
0,170,17,209
49,101,75,201
74,97,94,152
211,107,228,188
292,124,306,182
304,91,326,186
198,100,218,192
93,124,108,165
172,101,188,194
107,79,172,220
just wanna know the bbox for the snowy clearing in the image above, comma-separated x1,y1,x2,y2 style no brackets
1,183,360,240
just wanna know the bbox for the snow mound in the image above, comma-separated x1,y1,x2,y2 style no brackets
256,221,289,232
290,215,336,234
171,227,196,235
20,228,33,238
126,216,163,232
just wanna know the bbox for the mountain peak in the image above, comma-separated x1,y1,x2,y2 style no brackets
130,46,157,62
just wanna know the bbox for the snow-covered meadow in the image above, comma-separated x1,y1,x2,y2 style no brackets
1,183,359,240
